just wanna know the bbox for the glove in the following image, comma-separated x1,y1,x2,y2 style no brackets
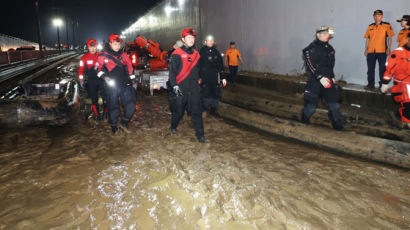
130,75,138,84
79,81,85,89
380,84,389,94
221,79,227,87
173,85,183,96
320,77,332,88
97,71,106,79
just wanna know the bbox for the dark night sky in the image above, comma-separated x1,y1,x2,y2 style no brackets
0,0,161,47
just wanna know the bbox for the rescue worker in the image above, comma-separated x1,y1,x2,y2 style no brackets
78,39,106,120
364,9,395,89
224,41,243,84
97,34,136,134
169,28,205,143
396,15,410,48
381,33,410,128
166,40,184,113
301,26,343,131
199,35,227,115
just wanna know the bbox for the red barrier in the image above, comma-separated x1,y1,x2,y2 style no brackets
0,50,68,65
0,53,8,65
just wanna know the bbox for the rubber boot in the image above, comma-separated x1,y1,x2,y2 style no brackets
119,120,131,134
111,126,118,134
331,120,344,131
197,136,206,143
92,104,101,120
103,104,108,120
209,107,216,116
301,112,310,124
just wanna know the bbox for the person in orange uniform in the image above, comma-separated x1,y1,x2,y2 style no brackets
381,33,410,128
224,41,243,84
78,39,106,120
396,15,410,47
364,9,395,89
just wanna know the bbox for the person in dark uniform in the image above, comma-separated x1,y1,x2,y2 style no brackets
301,26,343,130
166,40,184,114
97,34,137,134
168,28,205,143
199,35,227,115
78,38,106,120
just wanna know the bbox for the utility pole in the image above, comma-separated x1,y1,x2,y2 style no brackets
34,1,44,58
53,18,63,54
77,21,80,49
65,15,69,49
57,25,61,54
72,21,75,49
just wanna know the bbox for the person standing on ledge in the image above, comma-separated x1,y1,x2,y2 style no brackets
364,9,395,90
224,41,243,84
301,26,343,131
396,15,410,48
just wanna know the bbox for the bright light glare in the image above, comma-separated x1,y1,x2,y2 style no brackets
107,79,115,87
205,35,214,41
59,79,68,84
53,18,63,27
178,0,185,7
149,15,157,24
97,44,102,50
164,5,177,17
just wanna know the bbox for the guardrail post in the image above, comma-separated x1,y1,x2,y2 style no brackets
7,52,11,65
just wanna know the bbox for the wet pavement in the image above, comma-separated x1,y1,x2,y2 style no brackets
0,58,409,229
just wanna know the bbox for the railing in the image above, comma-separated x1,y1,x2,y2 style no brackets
0,50,71,66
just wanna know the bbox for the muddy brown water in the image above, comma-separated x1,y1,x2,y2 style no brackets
0,58,409,229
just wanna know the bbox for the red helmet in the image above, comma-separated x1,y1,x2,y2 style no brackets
86,39,97,47
109,34,123,43
181,28,196,37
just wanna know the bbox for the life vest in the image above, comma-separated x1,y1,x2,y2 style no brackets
384,46,410,103
173,47,200,84
78,52,100,80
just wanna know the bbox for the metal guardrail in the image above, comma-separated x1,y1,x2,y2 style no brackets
0,52,77,83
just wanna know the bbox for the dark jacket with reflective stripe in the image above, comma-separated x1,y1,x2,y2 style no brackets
303,39,335,80
169,46,200,92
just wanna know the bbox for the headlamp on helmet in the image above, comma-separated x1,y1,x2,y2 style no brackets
316,26,335,35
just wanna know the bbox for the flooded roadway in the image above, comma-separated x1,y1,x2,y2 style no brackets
0,58,409,229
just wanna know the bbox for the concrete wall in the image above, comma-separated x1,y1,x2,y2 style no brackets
122,0,408,85
0,34,39,52
122,0,199,50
